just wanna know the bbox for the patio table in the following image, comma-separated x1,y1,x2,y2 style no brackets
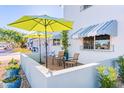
51,56,65,68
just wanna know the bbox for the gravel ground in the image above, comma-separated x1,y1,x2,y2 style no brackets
20,69,31,88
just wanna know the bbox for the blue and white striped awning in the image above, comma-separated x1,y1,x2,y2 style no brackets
71,20,117,39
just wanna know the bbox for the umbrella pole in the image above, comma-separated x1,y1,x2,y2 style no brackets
45,25,48,68
39,37,41,64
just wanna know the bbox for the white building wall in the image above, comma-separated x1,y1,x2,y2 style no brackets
64,5,124,64
29,39,46,63
48,40,62,55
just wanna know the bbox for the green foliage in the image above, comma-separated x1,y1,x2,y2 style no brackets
61,31,68,53
8,58,18,65
0,28,27,48
6,64,20,70
117,56,124,82
2,76,21,83
96,66,117,88
0,61,2,65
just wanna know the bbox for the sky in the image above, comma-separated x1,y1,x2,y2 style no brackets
0,5,63,33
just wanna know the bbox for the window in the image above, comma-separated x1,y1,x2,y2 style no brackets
95,35,110,50
53,39,60,46
80,5,92,12
84,5,92,10
83,36,94,49
83,35,111,50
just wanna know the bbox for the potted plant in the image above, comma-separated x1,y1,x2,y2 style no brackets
96,66,117,88
61,31,69,60
116,56,124,82
5,64,20,78
8,58,18,65
2,76,21,88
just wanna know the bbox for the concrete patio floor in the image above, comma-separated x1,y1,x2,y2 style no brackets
42,57,83,71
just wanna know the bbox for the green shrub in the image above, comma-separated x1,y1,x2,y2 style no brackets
96,66,117,88
8,58,18,65
117,56,124,82
61,31,69,53
0,61,2,65
6,64,20,70
2,76,21,83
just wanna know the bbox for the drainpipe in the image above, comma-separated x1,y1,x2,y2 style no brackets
94,36,96,50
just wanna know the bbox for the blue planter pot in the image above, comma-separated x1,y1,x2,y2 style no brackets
3,76,21,88
64,52,69,61
6,69,19,78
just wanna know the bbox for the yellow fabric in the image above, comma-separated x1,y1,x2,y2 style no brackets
24,34,53,38
8,15,73,32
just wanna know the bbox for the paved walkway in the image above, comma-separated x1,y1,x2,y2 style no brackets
0,50,14,56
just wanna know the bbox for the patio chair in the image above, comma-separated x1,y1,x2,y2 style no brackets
55,51,65,66
65,53,80,67
48,50,55,65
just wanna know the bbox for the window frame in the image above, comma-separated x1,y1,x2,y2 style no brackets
80,5,92,12
84,5,92,10
83,36,94,50
81,35,114,52
53,39,61,46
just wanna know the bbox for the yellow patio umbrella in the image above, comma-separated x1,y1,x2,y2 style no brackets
8,15,73,68
24,32,53,63
25,32,53,38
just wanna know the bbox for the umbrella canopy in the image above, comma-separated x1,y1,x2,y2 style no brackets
8,15,73,68
24,32,53,38
8,15,73,32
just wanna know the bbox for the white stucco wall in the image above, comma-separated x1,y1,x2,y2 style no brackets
30,39,48,63
21,53,117,88
64,5,124,64
21,54,48,88
31,38,62,57
21,53,98,88
47,64,98,88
